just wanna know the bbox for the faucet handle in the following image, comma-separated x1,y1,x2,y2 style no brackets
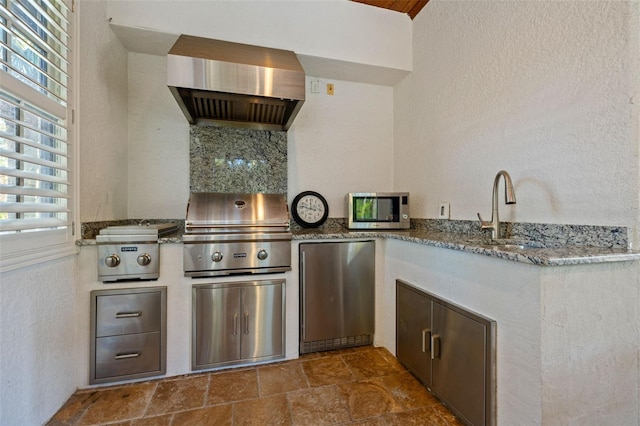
477,213,492,229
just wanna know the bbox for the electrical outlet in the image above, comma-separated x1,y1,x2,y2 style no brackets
438,202,450,219
327,83,334,95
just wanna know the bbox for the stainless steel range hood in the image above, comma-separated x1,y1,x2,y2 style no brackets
167,35,305,131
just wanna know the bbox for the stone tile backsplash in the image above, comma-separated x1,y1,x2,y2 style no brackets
411,219,629,249
189,126,287,194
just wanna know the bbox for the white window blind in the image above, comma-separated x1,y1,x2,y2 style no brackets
0,0,74,268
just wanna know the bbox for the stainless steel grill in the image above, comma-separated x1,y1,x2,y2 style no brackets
183,193,292,277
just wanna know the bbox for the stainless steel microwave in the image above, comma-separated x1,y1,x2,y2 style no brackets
347,192,410,230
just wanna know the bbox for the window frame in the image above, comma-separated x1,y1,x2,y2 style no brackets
0,0,77,272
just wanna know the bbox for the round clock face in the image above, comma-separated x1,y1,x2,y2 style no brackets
292,191,329,228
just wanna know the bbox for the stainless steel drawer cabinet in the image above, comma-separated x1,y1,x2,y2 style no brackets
90,287,167,384
95,292,162,337
396,280,496,426
95,332,161,379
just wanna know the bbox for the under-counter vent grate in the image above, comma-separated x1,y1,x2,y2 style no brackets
300,334,373,354
189,90,288,127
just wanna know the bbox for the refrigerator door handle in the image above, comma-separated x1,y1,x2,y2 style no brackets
300,251,306,340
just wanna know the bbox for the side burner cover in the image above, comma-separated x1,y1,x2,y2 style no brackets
98,223,178,237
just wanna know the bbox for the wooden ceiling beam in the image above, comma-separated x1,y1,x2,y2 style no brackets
408,0,429,19
352,0,428,19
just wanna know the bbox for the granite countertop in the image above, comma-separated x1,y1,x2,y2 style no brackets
290,228,640,266
78,225,640,267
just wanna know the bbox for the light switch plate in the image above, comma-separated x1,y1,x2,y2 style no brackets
438,202,450,219
310,79,320,93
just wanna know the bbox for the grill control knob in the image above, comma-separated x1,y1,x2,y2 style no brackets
212,251,223,262
105,254,120,267
137,253,152,266
257,249,268,260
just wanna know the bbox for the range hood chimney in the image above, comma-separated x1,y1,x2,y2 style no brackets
167,35,306,131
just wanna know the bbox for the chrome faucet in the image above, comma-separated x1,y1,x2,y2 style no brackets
477,170,517,240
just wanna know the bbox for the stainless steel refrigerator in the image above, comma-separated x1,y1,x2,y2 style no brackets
299,240,375,354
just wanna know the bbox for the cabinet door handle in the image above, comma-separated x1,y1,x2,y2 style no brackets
244,312,250,334
300,252,306,339
431,334,441,360
233,314,238,335
422,328,431,353
115,311,142,318
114,352,141,360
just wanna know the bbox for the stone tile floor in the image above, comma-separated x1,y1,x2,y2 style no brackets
48,346,463,425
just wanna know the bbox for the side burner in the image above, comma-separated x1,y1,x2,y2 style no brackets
97,223,177,282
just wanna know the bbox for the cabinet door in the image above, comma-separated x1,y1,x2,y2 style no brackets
194,286,241,366
432,301,487,426
241,282,284,360
396,282,432,386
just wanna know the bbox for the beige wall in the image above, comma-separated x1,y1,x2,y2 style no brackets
127,53,189,219
122,55,395,219
105,0,412,73
78,1,129,222
395,1,640,246
81,1,398,221
0,257,78,425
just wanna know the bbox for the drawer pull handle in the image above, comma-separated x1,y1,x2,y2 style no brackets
114,352,141,360
244,312,250,334
233,314,238,335
115,312,142,319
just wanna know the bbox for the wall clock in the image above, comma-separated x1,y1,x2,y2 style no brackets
291,191,329,228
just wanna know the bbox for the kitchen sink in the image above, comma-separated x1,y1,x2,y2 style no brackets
486,239,544,250
491,243,539,250
465,238,544,250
